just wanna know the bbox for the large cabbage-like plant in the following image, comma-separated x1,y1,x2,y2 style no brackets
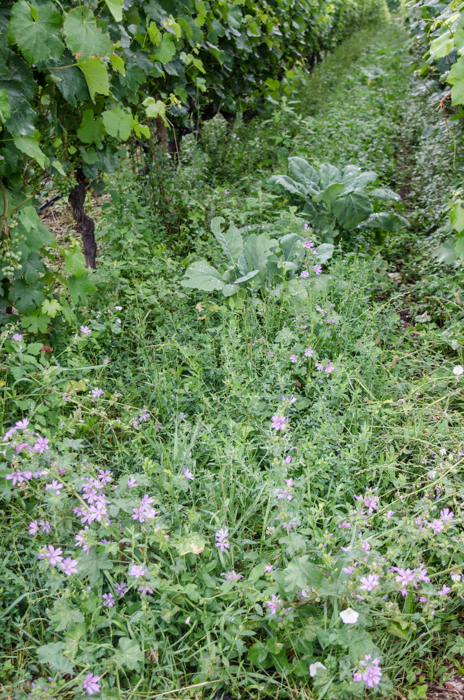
181,217,333,297
269,157,407,241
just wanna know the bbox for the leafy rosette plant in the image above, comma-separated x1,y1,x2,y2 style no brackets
269,157,407,241
181,216,334,297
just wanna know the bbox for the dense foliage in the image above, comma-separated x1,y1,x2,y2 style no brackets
2,14,464,700
0,0,389,335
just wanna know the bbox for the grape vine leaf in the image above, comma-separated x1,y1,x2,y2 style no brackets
0,55,37,137
20,251,46,283
77,109,106,144
112,637,144,670
12,280,45,314
13,133,48,169
110,53,126,76
55,53,90,107
77,58,110,102
7,0,64,64
68,270,96,305
0,89,10,123
153,34,176,63
36,642,74,674
64,7,113,61
448,57,464,105
105,0,123,22
102,108,133,141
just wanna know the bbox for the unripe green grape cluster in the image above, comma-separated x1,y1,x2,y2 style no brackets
1,248,23,276
55,174,78,198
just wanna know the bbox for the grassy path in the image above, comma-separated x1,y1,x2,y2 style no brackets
2,19,464,700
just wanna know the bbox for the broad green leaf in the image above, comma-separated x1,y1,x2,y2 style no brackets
112,637,144,670
55,56,90,107
447,57,464,105
314,182,345,205
225,224,244,263
51,159,65,176
430,30,454,58
153,34,176,63
7,0,64,64
13,133,48,169
288,156,319,185
432,239,457,264
148,22,162,45
248,642,268,664
244,233,275,271
235,269,260,284
0,89,11,124
181,261,224,292
64,248,86,278
283,556,324,593
370,187,401,201
332,191,372,229
450,202,464,233
143,97,167,124
13,280,45,314
27,342,44,355
133,117,150,139
78,548,113,585
269,174,314,199
227,4,242,29
222,283,239,296
68,270,96,306
77,109,105,144
314,243,334,262
362,212,408,231
49,598,84,632
0,54,38,137
111,54,126,76
64,7,113,61
105,0,123,22
319,163,341,188
280,233,304,263
41,299,61,318
21,310,50,333
20,251,46,283
37,642,74,674
102,108,133,141
77,58,110,102
18,207,55,246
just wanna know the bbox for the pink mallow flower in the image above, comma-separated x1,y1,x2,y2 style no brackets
82,673,100,696
359,574,380,592
60,558,78,576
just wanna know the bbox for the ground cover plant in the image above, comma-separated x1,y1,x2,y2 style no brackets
3,13,464,700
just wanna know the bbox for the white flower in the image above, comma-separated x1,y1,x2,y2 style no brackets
453,365,463,376
451,340,459,350
439,448,447,456
339,607,359,624
310,662,326,678
427,470,437,480
451,573,461,582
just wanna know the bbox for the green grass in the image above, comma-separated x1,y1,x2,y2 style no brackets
1,18,464,700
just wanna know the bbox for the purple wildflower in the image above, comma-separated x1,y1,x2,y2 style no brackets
290,354,298,363
115,582,128,597
271,415,288,431
359,574,380,592
304,348,313,357
314,265,322,275
82,673,100,695
215,528,230,552
266,594,283,615
221,570,243,581
43,545,63,566
300,271,309,278
183,468,194,480
129,564,148,579
102,593,115,607
40,520,51,533
60,558,78,576
440,508,454,522
138,584,153,596
80,326,91,337
33,436,50,454
303,240,314,249
431,519,444,534
15,418,29,430
438,584,451,596
91,387,104,399
45,480,63,496
127,476,138,488
28,521,39,536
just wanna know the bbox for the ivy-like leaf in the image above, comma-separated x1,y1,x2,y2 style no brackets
68,270,96,306
64,7,113,61
36,642,74,674
7,0,64,64
153,34,176,63
112,637,144,670
49,598,85,632
12,279,45,314
21,310,50,333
